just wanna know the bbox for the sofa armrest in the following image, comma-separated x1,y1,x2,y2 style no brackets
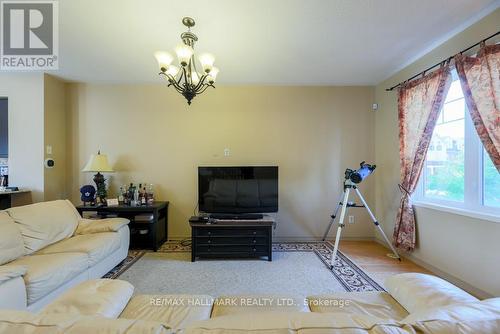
41,279,134,318
0,313,172,334
384,273,478,313
0,265,27,310
75,218,129,235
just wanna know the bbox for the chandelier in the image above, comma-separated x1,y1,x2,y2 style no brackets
154,17,219,105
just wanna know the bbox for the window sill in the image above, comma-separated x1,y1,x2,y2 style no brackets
412,201,500,223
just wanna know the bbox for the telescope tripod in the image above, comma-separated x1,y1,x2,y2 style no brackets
322,179,400,268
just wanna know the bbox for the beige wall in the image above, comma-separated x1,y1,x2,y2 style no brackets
44,74,67,201
374,9,500,297
66,84,376,240
0,73,44,204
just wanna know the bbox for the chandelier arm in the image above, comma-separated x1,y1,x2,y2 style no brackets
172,83,185,94
166,73,178,85
159,72,177,89
197,84,212,95
171,78,185,91
160,72,184,92
193,73,208,92
182,66,188,86
172,83,184,92
195,83,210,94
173,68,183,87
193,85,204,94
188,59,195,86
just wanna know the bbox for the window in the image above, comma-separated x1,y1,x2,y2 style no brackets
484,148,500,208
414,70,500,216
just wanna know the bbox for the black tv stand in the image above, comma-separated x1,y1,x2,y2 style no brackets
190,217,275,261
209,213,263,220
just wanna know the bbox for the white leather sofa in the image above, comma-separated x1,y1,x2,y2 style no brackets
0,200,130,312
0,273,498,333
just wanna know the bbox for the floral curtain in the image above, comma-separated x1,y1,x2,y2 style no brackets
455,43,500,172
394,64,452,251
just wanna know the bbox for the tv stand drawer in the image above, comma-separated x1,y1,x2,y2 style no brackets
195,228,268,237
190,221,274,262
195,244,268,253
197,236,268,245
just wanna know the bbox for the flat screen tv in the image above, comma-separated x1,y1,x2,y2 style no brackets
198,166,278,214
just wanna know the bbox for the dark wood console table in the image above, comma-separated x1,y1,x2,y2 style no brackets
0,190,31,209
190,218,275,262
76,202,169,251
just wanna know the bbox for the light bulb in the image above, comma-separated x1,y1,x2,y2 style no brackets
199,53,215,73
154,51,173,72
166,65,179,77
208,67,219,82
175,44,194,66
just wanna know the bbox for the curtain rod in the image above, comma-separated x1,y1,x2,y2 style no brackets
385,30,500,91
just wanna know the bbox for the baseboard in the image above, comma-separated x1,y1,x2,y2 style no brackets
168,236,191,241
168,236,374,242
273,236,374,243
373,238,493,299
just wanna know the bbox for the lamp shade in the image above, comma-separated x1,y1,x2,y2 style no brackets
175,44,194,66
82,152,114,173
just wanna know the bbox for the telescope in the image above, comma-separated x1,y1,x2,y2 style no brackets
324,161,400,265
344,161,376,184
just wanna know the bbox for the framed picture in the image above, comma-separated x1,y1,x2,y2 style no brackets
106,198,119,206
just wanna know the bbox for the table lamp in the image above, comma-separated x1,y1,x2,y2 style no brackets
82,151,114,205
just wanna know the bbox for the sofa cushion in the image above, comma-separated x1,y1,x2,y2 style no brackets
307,292,409,320
0,264,27,284
75,218,129,235
42,279,134,318
0,310,172,334
185,312,414,333
401,297,500,324
37,232,121,266
411,318,500,334
0,211,25,264
7,200,81,254
384,273,478,313
120,295,213,331
211,295,309,317
11,252,89,304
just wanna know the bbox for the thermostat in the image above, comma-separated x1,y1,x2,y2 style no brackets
44,158,55,168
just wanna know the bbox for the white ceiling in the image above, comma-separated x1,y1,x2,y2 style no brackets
53,0,499,85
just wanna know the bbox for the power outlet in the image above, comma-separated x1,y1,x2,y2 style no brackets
348,215,355,224
224,148,230,157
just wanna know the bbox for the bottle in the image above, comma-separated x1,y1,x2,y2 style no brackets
124,185,129,204
128,183,135,205
133,188,139,206
147,184,154,205
138,183,143,204
141,187,147,205
122,185,129,205
118,187,124,204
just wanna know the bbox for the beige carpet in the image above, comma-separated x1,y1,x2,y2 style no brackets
119,251,347,297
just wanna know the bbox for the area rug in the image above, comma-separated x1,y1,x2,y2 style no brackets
105,242,383,293
102,250,145,279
